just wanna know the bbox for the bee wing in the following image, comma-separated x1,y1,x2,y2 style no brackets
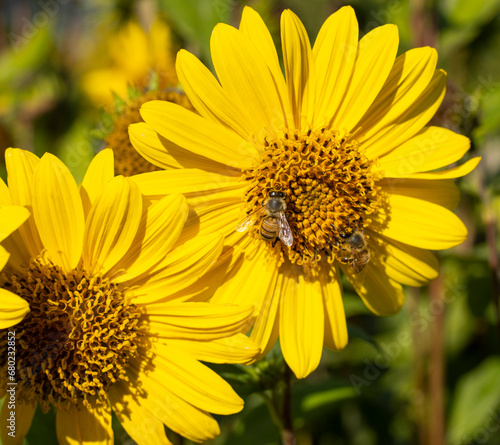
236,207,265,232
278,211,294,246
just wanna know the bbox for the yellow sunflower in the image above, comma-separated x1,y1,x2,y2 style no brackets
0,190,30,329
81,19,178,106
128,6,480,379
0,148,259,444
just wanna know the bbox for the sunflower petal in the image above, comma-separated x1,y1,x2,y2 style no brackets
146,302,254,341
312,6,358,126
363,69,447,158
404,157,481,179
279,264,324,379
211,23,285,136
380,178,461,210
111,194,189,283
80,149,114,216
167,333,260,365
56,398,112,445
343,262,404,316
83,176,142,275
130,167,241,199
281,9,316,128
322,266,348,351
33,153,85,271
0,400,36,445
331,24,399,131
0,206,30,242
108,382,172,445
141,100,259,169
376,194,467,250
377,235,439,286
354,47,438,140
131,233,224,304
125,366,220,442
5,148,43,258
379,126,470,177
0,288,30,329
240,7,292,126
176,50,252,138
0,177,11,205
136,345,243,415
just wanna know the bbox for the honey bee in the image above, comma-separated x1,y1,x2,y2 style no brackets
236,190,293,247
335,226,371,274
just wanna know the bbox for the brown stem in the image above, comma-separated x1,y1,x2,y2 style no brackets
281,363,296,445
428,276,445,445
409,287,427,445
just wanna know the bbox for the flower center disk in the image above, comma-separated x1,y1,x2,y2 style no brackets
0,258,144,411
243,128,382,271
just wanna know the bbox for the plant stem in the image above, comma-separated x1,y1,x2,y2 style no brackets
281,363,295,445
428,276,445,445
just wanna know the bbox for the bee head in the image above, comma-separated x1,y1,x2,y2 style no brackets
269,190,285,198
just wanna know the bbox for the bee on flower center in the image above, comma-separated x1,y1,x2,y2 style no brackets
335,226,371,274
237,190,293,247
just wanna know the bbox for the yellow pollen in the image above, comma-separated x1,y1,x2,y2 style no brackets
0,257,145,411
242,127,382,272
106,89,195,176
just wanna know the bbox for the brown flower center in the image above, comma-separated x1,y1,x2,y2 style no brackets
242,128,382,272
0,257,145,412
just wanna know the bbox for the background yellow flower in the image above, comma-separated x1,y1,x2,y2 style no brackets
0,148,258,444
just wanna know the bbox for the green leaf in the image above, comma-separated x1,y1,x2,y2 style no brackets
447,357,500,444
441,0,500,27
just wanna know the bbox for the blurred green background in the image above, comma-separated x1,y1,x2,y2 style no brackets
1,0,500,444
